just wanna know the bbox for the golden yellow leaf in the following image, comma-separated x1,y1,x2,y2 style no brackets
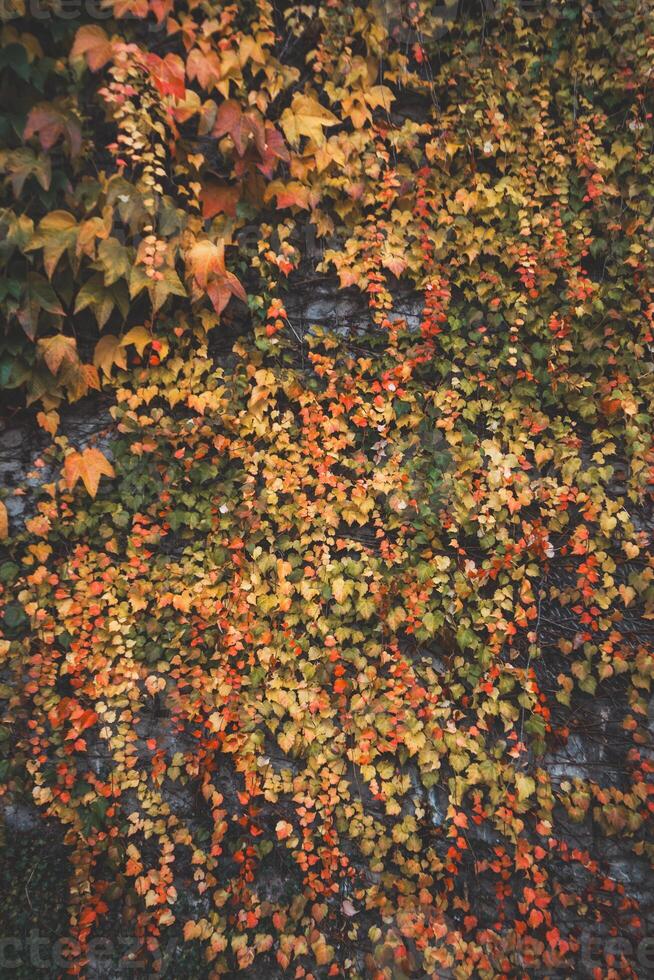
280,94,339,146
121,325,152,356
36,410,59,436
63,447,115,498
94,334,126,378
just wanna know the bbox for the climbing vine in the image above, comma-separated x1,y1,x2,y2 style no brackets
1,0,653,976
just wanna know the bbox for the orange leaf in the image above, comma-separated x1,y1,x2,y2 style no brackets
63,447,115,498
275,820,293,840
201,181,241,220
70,25,113,71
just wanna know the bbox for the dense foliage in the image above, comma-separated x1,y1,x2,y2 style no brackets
1,0,653,976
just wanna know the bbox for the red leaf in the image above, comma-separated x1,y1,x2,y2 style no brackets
201,181,241,220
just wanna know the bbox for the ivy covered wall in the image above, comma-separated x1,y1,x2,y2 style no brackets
0,1,653,976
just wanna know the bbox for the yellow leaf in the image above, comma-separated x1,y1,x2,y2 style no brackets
37,410,59,436
0,501,8,540
28,211,77,278
280,94,339,146
332,576,347,604
311,934,333,966
619,584,636,606
515,773,536,801
94,334,126,378
63,447,115,498
121,325,152,356
38,333,78,376
534,445,553,467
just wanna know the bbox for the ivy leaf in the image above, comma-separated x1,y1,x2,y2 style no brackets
212,100,250,154
63,447,115,498
186,239,246,314
515,773,536,802
23,102,82,158
74,275,120,330
97,238,132,286
264,180,311,211
200,181,240,219
17,273,65,339
27,210,78,279
0,147,51,196
70,25,114,71
186,239,225,290
94,334,127,378
129,265,186,313
121,325,152,356
146,53,186,101
275,820,293,840
36,410,59,436
280,94,339,146
37,333,78,376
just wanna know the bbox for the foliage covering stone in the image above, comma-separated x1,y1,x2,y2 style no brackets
1,0,653,977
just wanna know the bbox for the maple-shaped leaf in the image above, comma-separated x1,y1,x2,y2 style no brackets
381,246,407,278
264,180,310,210
74,274,127,330
128,265,186,313
146,53,186,101
111,0,149,17
186,240,226,290
212,101,265,156
0,147,51,197
212,100,244,146
210,103,287,177
186,46,223,92
97,237,132,286
257,124,290,177
280,94,339,146
26,210,78,279
185,239,246,313
38,333,79,376
200,181,241,219
93,327,151,378
24,103,82,158
120,325,152,356
76,363,101,396
70,25,113,71
63,447,115,498
205,275,247,315
149,0,172,22
17,273,65,339
94,334,127,378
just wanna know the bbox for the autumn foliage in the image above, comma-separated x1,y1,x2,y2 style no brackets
1,0,653,976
